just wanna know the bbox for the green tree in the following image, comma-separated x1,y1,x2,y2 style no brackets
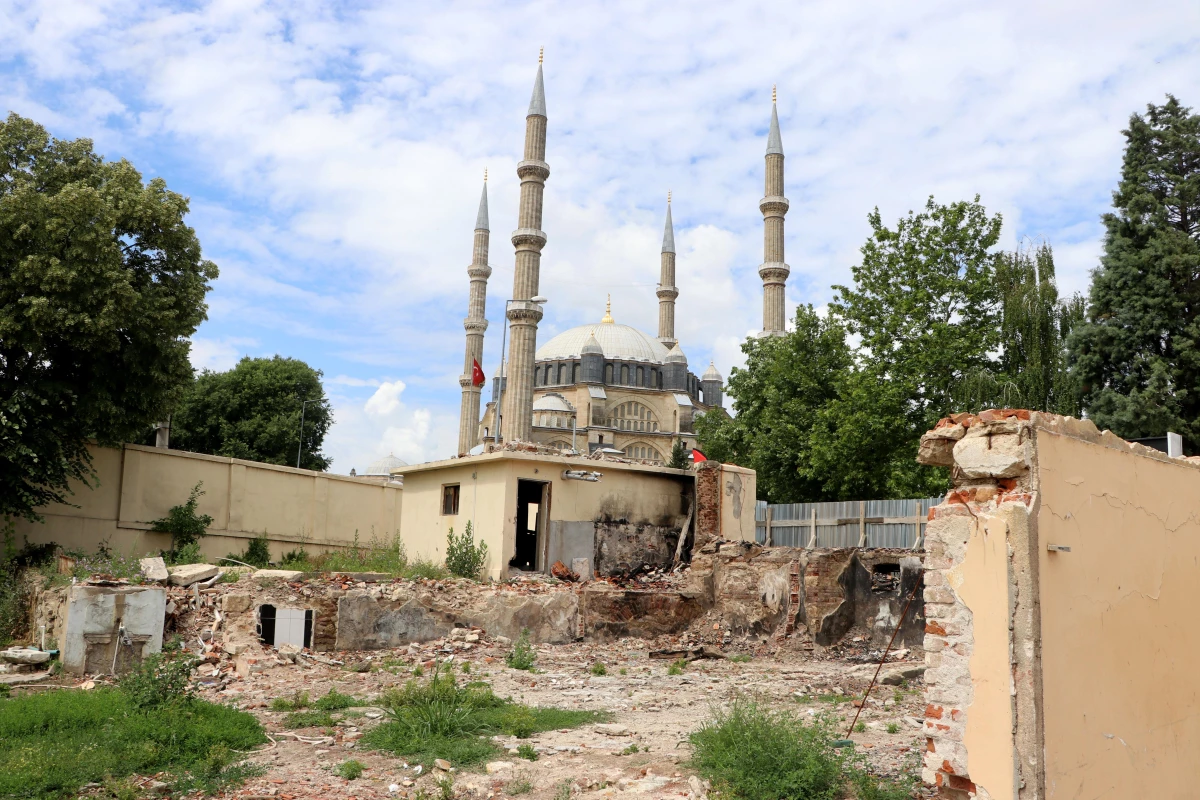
959,242,1085,416
1070,96,1200,448
666,438,689,470
0,114,217,522
170,356,332,470
695,305,852,502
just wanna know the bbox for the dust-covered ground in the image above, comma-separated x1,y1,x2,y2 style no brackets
197,633,928,800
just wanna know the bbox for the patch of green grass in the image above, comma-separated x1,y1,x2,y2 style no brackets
590,662,607,676
284,710,335,729
506,629,536,671
363,665,606,770
817,693,852,704
336,760,366,780
516,743,538,761
619,668,628,676
667,659,687,676
688,698,916,800
728,654,752,663
280,531,449,580
461,661,471,673
314,688,357,711
854,722,866,733
886,722,900,734
412,664,425,677
270,690,310,712
620,743,641,755
0,687,265,799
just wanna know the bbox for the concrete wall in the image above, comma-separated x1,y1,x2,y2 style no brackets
15,443,403,561
918,410,1200,799
397,452,692,581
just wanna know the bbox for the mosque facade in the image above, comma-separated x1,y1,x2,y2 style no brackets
456,57,790,463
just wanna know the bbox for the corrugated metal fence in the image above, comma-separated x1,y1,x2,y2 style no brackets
754,497,942,549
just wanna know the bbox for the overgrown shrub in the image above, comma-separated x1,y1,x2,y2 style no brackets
0,526,56,645
151,482,213,559
445,522,488,579
119,649,199,710
336,760,366,780
226,533,271,568
505,629,536,671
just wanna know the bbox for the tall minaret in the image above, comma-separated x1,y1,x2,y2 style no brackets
500,50,550,442
457,173,491,455
657,192,678,348
759,85,790,336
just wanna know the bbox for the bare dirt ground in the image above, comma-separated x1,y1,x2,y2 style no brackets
197,634,928,800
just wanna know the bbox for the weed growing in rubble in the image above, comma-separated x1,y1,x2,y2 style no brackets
620,743,641,756
336,760,366,780
886,722,900,734
854,722,867,733
364,663,605,769
445,522,488,579
554,780,573,800
516,743,538,761
506,629,536,671
507,774,534,795
437,775,456,800
270,690,310,711
151,482,213,559
728,654,752,663
590,662,607,676
689,698,916,800
667,659,688,675
619,667,628,675
285,709,335,729
314,688,358,711
412,664,425,677
119,650,199,710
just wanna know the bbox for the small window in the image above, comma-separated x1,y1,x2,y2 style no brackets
442,484,461,515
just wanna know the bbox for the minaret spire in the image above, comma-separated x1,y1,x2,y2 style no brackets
457,173,492,454
759,85,790,335
657,191,679,348
500,53,551,442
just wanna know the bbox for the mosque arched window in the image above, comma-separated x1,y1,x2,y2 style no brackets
636,366,644,386
624,442,664,464
572,363,580,384
546,439,572,452
621,364,630,384
607,401,659,432
605,364,614,383
557,364,566,384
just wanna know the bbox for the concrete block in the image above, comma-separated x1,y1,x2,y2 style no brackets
1,647,51,665
168,564,219,586
252,569,304,581
222,593,252,613
953,433,1027,478
139,557,169,582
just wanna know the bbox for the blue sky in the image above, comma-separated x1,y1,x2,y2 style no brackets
3,0,1198,471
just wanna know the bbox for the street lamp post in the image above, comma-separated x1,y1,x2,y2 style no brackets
297,398,315,469
495,295,547,445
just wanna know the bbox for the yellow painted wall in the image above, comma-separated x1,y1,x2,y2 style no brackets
397,452,691,580
1036,430,1200,797
14,443,403,561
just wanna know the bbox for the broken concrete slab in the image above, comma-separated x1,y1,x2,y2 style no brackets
139,556,169,582
880,664,926,685
594,723,630,736
168,563,219,586
0,669,52,685
1,647,51,665
953,430,1028,478
252,569,305,581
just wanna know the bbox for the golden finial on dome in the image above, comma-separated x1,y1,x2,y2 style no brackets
539,47,544,64
601,294,614,324
772,84,777,104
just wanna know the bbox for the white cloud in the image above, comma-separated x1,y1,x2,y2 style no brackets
188,336,254,372
365,380,406,417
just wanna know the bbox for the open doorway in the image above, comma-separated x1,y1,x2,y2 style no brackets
510,479,549,572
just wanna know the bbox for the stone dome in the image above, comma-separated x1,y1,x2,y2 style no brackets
702,361,724,382
362,453,408,476
537,322,670,364
532,393,574,412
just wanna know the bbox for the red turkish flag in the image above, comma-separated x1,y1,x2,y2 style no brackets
471,358,486,387
691,448,708,463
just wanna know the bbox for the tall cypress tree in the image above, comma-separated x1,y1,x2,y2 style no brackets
1070,96,1200,447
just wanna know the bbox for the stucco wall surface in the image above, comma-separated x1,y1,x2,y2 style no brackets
1036,429,1200,799
15,444,403,560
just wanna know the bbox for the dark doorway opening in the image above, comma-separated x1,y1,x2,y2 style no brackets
510,479,547,572
870,563,901,593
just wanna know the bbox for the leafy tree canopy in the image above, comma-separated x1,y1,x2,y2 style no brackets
0,114,217,521
170,355,333,471
1070,95,1200,449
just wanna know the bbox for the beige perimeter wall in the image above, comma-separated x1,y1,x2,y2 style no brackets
14,444,403,561
1036,429,1200,799
399,453,691,581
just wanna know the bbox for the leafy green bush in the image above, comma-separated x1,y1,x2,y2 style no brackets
590,661,607,676
226,533,271,569
506,629,536,671
667,659,687,675
516,743,538,761
336,760,366,780
445,522,488,579
151,482,213,558
886,722,900,734
165,541,202,567
119,650,199,710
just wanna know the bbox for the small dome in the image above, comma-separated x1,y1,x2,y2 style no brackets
702,361,723,382
493,359,506,378
532,392,574,413
665,343,688,364
362,453,408,476
581,331,604,356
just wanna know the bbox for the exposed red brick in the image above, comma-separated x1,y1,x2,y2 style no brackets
926,620,947,636
946,775,978,792
950,709,963,722
926,704,944,719
941,760,955,775
926,738,936,752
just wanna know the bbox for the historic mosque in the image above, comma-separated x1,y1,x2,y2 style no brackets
455,55,792,464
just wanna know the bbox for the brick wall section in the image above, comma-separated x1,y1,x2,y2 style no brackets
694,461,722,548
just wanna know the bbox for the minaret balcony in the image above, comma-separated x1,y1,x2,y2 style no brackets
511,228,548,248
655,286,679,301
758,262,791,284
759,196,790,216
463,318,489,333
506,301,545,324
516,160,550,181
